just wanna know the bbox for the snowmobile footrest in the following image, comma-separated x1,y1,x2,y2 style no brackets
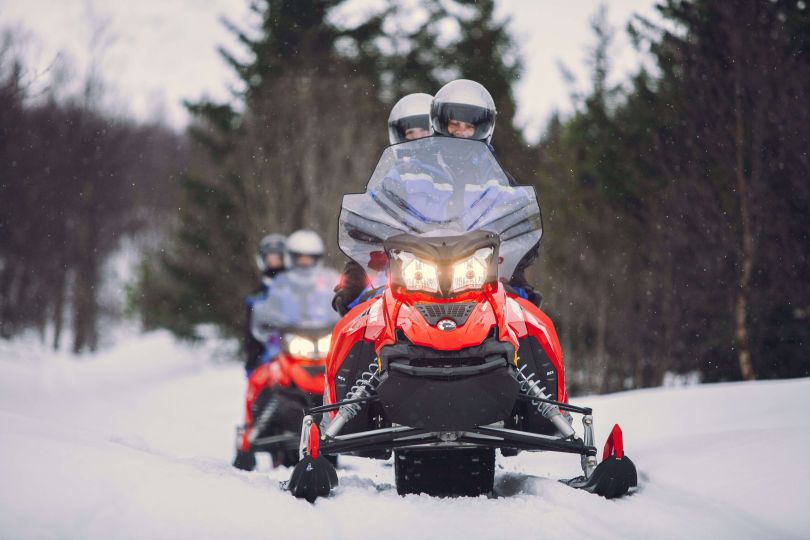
563,454,638,499
306,394,379,415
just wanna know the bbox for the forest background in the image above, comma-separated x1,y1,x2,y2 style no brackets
1,0,808,393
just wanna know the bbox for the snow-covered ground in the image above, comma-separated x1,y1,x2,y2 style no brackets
1,332,807,540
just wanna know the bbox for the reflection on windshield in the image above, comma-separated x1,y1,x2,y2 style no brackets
339,136,542,282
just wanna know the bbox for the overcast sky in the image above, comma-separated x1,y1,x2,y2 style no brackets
1,0,660,141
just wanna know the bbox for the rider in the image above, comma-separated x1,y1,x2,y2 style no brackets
430,79,497,145
430,79,542,306
387,92,433,142
332,93,434,315
284,229,325,269
245,234,286,376
252,230,325,348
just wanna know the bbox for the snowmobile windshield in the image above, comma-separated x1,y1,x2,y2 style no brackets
338,136,542,281
251,267,341,342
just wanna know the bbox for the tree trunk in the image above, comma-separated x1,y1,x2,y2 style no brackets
52,271,66,350
596,291,609,392
733,77,756,381
653,256,675,387
72,179,100,354
0,264,13,337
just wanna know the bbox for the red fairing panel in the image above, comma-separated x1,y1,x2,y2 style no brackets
324,298,379,409
398,300,497,351
510,296,568,404
242,352,329,450
481,284,566,403
241,359,290,451
287,358,328,395
324,284,569,411
245,362,288,418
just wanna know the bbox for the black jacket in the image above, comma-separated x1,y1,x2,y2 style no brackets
243,268,284,373
244,285,268,373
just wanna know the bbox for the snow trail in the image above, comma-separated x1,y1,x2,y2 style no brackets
1,332,807,539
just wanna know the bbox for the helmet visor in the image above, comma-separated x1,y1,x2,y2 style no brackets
389,114,432,144
432,102,495,141
289,252,322,268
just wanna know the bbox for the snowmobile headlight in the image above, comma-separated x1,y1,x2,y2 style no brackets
394,251,439,293
450,247,493,293
286,334,317,358
317,334,331,355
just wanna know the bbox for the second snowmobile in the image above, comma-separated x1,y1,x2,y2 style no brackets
234,265,340,469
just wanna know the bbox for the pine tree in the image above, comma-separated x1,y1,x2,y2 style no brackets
138,0,390,338
637,0,810,381
532,0,810,389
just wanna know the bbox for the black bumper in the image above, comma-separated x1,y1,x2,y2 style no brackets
376,337,520,431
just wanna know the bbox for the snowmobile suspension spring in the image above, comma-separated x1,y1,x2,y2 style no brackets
515,364,557,418
515,363,576,438
324,360,382,438
343,361,383,416
249,396,280,443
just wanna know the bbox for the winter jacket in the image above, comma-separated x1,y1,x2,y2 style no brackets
243,269,284,374
244,285,269,374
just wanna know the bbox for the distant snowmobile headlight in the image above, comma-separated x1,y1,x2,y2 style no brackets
317,334,331,355
394,251,439,293
286,334,316,358
450,247,493,293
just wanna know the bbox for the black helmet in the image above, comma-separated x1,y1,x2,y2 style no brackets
430,80,496,143
256,233,286,272
388,93,434,144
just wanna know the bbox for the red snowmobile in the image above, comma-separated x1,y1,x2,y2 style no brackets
233,266,340,471
287,137,637,500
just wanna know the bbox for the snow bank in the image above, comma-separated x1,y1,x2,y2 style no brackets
1,333,807,540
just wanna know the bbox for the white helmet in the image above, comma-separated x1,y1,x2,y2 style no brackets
430,79,497,143
285,229,325,268
387,93,434,144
